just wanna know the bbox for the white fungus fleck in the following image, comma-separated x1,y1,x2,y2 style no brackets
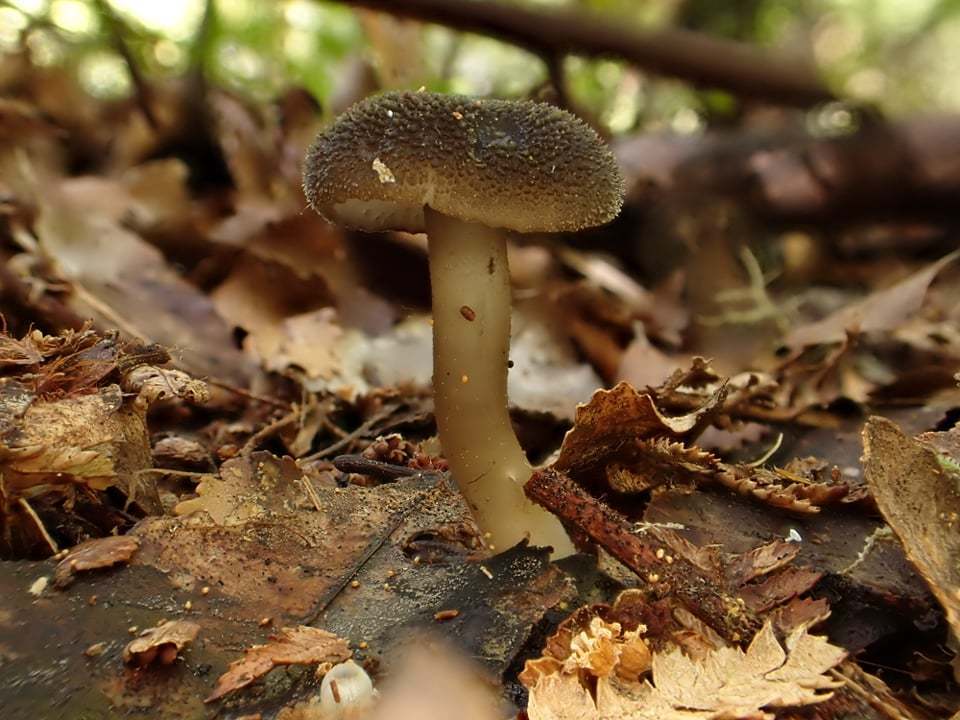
372,158,396,184
320,659,376,716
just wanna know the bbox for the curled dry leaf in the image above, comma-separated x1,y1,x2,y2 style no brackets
53,535,139,588
521,615,651,691
523,620,845,720
553,381,724,482
121,365,210,407
123,619,200,667
205,626,351,703
862,416,960,648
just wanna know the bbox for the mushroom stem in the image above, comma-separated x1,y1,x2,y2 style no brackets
425,207,574,556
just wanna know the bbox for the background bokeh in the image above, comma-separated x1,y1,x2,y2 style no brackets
3,0,960,132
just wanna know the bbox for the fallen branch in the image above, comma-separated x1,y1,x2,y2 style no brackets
526,467,761,642
332,0,834,107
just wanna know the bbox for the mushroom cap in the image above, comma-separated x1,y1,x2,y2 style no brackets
303,91,624,234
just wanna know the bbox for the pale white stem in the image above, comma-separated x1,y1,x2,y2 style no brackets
426,206,573,556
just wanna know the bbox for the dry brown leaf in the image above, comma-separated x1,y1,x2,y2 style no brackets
123,619,200,667
617,326,687,389
524,621,845,720
205,626,350,703
31,174,252,383
554,382,724,480
607,438,718,493
173,452,308,524
121,365,210,406
508,301,605,421
784,251,959,349
211,254,373,397
0,385,154,503
53,535,139,588
862,416,960,647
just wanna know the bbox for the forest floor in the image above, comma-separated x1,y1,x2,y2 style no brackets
2,50,960,720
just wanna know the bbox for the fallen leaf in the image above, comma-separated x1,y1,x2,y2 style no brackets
862,416,960,648
123,619,200,667
524,620,845,720
784,251,959,349
173,451,309,524
53,535,139,588
32,174,253,384
121,365,210,406
205,626,350,703
0,385,155,505
616,325,687,389
508,300,605,420
553,381,724,481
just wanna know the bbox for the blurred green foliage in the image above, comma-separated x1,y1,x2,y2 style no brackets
2,0,960,132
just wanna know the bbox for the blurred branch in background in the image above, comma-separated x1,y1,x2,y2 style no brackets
92,0,157,128
329,0,835,107
616,113,960,225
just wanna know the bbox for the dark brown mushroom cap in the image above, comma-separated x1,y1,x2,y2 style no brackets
303,91,624,234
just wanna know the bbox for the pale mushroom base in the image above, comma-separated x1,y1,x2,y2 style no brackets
426,207,574,557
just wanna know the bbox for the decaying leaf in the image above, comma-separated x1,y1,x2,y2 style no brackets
0,385,155,512
53,535,139,588
521,614,652,691
121,364,210,406
205,626,351,703
784,251,958,350
173,451,309,524
862,416,960,647
553,381,724,481
606,438,718,493
0,326,212,556
31,175,253,384
123,619,200,667
550,376,845,514
523,620,845,720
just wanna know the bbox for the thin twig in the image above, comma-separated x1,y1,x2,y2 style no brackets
332,454,422,481
241,411,300,457
203,377,291,410
302,407,395,461
18,497,59,555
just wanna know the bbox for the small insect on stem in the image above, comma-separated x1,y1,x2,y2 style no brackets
459,305,476,321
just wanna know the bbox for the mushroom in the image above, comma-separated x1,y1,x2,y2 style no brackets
303,91,623,555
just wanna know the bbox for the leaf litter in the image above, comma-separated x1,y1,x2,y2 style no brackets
2,48,960,720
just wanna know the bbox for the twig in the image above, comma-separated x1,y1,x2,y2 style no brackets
332,454,421,481
92,0,158,130
526,467,761,642
18,497,59,555
301,475,324,513
202,377,291,410
331,0,833,107
302,406,395,461
241,410,300,456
